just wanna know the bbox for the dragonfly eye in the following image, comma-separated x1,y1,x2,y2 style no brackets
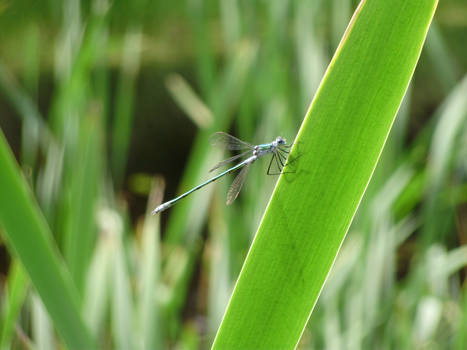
276,136,286,145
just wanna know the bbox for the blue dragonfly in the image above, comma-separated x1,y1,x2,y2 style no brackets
152,132,292,214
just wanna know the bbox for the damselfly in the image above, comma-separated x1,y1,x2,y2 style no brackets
152,132,292,214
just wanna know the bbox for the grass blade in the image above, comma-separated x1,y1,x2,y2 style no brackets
136,178,164,349
0,261,28,349
110,223,134,350
83,230,113,338
0,130,95,349
31,294,55,350
64,112,102,295
111,27,142,188
212,0,438,348
165,73,214,129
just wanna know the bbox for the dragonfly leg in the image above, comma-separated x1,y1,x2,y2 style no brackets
276,150,297,174
268,154,284,175
277,152,286,168
277,149,290,159
267,154,277,175
267,154,283,175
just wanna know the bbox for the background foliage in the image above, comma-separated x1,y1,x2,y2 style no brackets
0,0,466,349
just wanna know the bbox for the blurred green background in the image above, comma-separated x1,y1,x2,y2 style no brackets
0,0,466,349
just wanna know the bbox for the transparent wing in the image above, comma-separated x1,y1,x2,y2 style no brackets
226,163,251,205
210,132,253,150
209,150,251,172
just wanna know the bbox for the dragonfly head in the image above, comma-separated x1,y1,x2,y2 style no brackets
275,136,286,146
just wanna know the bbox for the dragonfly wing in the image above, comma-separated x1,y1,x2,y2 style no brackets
209,150,251,172
210,132,253,150
226,163,251,205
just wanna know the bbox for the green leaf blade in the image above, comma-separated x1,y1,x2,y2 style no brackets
0,131,96,350
212,0,438,348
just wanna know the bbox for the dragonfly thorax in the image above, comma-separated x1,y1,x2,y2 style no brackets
253,144,270,157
